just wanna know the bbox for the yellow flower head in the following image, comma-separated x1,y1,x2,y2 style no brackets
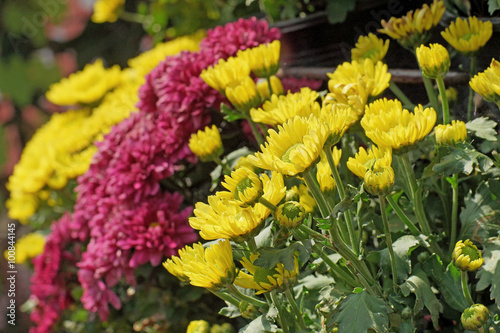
319,103,352,146
217,167,263,207
441,16,493,56
435,120,467,145
46,59,121,106
324,83,368,122
190,195,270,242
379,0,445,49
200,57,250,93
4,233,46,264
416,43,450,79
461,304,490,331
361,102,437,152
91,0,125,23
347,145,392,179
470,59,500,106
452,239,484,272
249,116,330,176
237,40,281,78
317,146,342,192
189,125,223,162
225,76,261,112
351,33,390,62
250,87,320,126
276,201,306,229
286,184,316,213
256,76,284,100
235,253,299,294
186,320,210,333
327,58,391,99
163,240,236,290
364,165,395,196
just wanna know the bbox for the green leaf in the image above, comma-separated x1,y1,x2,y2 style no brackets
239,314,278,332
488,0,500,15
422,255,469,312
476,237,500,310
326,0,356,24
332,291,391,333
432,144,493,175
459,179,500,243
379,235,421,282
399,270,443,329
254,242,310,271
220,103,244,121
466,117,498,141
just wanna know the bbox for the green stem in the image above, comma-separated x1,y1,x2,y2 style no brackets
449,174,459,255
227,284,269,309
386,195,421,236
267,76,274,97
302,170,331,218
270,290,289,333
294,226,359,288
213,156,231,175
259,197,277,212
325,147,358,254
397,154,432,236
211,290,242,308
461,271,475,306
422,75,440,111
389,81,414,108
436,74,450,124
245,114,265,146
379,195,398,289
119,11,147,24
467,55,477,122
284,288,307,330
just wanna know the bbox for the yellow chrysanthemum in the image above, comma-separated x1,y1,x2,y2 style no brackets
347,145,392,179
351,33,390,62
189,125,223,162
364,165,395,196
128,32,204,77
416,43,450,79
319,103,352,146
163,240,236,290
324,83,368,122
256,76,284,100
286,184,316,213
235,253,299,294
46,59,121,106
327,58,391,99
452,239,484,272
190,196,266,242
470,59,500,106
237,40,281,78
435,120,467,145
361,102,437,152
461,304,490,331
91,0,125,23
250,87,320,126
4,233,46,264
186,320,210,333
378,0,445,49
200,57,250,93
276,201,306,229
217,167,264,207
249,116,330,176
225,76,261,112
441,16,493,56
316,146,342,192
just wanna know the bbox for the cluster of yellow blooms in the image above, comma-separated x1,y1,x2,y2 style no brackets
6,35,203,222
164,2,495,320
3,233,46,264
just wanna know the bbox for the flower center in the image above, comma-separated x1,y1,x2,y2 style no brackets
281,143,304,163
461,245,480,260
460,32,478,41
235,177,254,201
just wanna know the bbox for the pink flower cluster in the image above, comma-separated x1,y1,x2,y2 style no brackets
29,213,80,333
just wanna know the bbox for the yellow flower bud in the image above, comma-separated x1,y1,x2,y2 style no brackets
416,43,450,79
188,125,223,162
364,165,395,196
256,76,284,100
452,239,484,272
225,76,262,113
276,201,306,229
435,120,467,145
461,304,489,331
186,320,210,333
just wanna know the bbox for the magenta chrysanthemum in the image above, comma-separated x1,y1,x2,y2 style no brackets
29,213,80,333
